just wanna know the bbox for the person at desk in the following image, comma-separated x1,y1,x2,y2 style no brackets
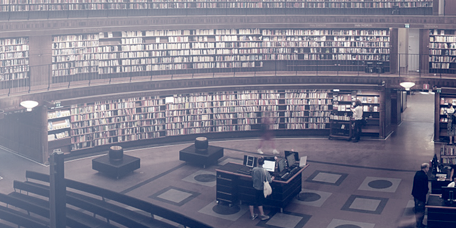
249,157,273,221
445,103,456,145
411,163,429,228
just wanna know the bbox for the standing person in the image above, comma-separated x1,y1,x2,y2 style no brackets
446,103,455,145
257,112,279,154
411,163,429,228
249,157,273,221
352,99,364,143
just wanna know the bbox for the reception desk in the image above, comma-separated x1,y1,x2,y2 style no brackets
215,162,308,211
426,194,456,228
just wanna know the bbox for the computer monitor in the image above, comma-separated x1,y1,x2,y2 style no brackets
284,151,299,162
278,158,287,173
263,160,276,172
442,186,456,202
287,153,296,167
243,155,257,168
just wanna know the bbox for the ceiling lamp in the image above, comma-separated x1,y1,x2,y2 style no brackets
20,100,39,112
400,82,415,91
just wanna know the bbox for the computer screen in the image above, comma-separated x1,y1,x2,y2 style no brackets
278,159,287,173
442,186,456,201
287,153,296,167
263,160,276,172
243,155,257,168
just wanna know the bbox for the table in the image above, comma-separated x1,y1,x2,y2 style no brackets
215,162,308,211
179,144,223,168
92,154,140,179
426,194,456,228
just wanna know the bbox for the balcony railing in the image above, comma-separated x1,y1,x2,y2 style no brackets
0,53,454,97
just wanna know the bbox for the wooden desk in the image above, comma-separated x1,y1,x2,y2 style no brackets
215,162,308,212
426,194,456,228
92,154,140,179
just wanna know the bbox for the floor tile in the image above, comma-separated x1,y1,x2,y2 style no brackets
341,195,388,214
182,169,217,187
198,201,249,221
293,189,332,207
358,176,402,193
149,186,200,206
306,170,348,186
326,219,375,228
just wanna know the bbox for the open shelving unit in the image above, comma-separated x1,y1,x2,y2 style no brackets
49,28,392,81
44,87,385,153
429,29,456,74
0,37,29,83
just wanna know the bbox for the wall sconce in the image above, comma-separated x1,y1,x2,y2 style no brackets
400,82,415,91
20,100,39,112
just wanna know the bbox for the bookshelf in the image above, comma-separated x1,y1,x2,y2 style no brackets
436,93,456,141
330,90,381,135
0,37,29,82
429,29,456,74
51,33,99,79
69,96,166,150
51,28,392,80
47,108,71,142
57,88,385,152
440,146,456,166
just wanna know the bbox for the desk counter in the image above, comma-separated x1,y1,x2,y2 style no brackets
426,194,456,228
215,162,309,211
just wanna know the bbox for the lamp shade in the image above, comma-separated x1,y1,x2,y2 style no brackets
20,100,39,111
400,82,415,91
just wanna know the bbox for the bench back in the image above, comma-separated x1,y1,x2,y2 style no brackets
26,171,212,228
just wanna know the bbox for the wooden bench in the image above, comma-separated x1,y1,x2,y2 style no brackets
26,170,212,228
13,180,174,228
2,192,117,228
0,203,49,228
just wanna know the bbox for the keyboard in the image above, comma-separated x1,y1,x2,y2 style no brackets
289,166,299,175
280,172,291,181
237,167,252,175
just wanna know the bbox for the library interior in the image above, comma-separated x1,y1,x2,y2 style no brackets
1,1,456,228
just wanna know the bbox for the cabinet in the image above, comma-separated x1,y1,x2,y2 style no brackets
0,37,29,82
429,29,456,74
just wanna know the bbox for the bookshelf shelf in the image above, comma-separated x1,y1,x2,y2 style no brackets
50,28,391,79
0,37,30,81
429,29,456,74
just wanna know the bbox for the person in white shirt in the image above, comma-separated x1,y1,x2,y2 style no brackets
352,99,364,143
446,103,455,145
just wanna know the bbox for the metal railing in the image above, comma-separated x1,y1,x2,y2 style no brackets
0,53,454,97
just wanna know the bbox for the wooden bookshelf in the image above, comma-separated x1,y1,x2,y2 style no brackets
0,37,29,82
429,29,456,74
47,108,71,142
58,88,385,152
50,28,392,80
69,96,166,150
51,33,99,79
440,146,456,166
330,90,381,135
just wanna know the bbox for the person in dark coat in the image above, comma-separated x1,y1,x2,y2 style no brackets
411,163,429,228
